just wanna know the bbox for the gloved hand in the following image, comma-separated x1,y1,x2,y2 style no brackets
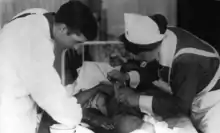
107,70,129,84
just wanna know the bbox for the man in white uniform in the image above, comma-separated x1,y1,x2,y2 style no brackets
0,1,98,133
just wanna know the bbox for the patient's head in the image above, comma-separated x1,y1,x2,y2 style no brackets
95,92,108,116
114,115,155,133
110,55,125,67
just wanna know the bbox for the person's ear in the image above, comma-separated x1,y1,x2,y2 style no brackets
58,24,68,34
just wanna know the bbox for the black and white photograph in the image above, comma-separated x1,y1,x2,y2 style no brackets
0,0,220,133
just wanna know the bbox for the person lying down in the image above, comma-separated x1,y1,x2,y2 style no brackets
66,61,197,133
66,61,155,133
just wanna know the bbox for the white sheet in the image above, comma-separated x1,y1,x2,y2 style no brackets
65,61,119,96
130,115,198,133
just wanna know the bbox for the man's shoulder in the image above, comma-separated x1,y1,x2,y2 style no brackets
13,8,48,19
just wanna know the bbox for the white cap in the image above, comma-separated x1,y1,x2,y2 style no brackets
124,13,164,45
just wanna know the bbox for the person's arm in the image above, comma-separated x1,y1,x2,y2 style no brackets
82,108,114,130
139,60,200,118
127,71,140,88
122,60,159,89
73,82,115,106
74,85,101,106
120,60,141,88
28,37,82,128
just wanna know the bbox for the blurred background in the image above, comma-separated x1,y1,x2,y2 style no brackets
0,0,220,60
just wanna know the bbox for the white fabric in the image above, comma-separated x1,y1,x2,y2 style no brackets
130,115,198,133
159,29,177,68
68,62,115,95
152,80,172,94
174,48,218,60
128,71,140,88
75,125,94,133
124,13,164,45
144,116,197,133
0,12,82,133
12,8,48,20
50,124,94,133
139,96,153,116
199,101,220,133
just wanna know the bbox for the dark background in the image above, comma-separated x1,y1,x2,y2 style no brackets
177,0,220,52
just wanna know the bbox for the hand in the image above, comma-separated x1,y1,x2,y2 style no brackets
107,70,129,83
117,87,140,107
100,121,115,130
92,117,115,130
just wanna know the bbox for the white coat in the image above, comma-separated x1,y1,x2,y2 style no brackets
12,8,48,19
0,9,82,133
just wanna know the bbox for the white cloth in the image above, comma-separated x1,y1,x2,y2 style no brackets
128,71,140,88
66,62,114,95
12,8,48,20
50,124,94,133
198,101,220,133
0,9,82,133
130,115,197,133
159,29,177,68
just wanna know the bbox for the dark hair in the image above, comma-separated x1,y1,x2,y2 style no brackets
149,14,168,34
55,1,98,40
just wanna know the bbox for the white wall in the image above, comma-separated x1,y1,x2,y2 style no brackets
103,0,177,38
103,0,139,37
138,0,176,25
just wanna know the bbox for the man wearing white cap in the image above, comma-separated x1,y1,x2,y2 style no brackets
108,13,220,133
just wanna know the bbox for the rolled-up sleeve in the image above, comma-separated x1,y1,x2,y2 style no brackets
128,71,140,88
139,95,153,115
152,60,200,118
28,37,82,128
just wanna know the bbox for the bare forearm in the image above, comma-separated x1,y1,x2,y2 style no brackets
74,88,99,106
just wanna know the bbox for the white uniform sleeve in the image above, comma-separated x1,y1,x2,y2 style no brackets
12,8,48,19
128,71,140,88
28,35,82,128
139,95,154,115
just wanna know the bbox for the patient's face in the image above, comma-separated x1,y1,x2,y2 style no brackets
109,55,125,67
